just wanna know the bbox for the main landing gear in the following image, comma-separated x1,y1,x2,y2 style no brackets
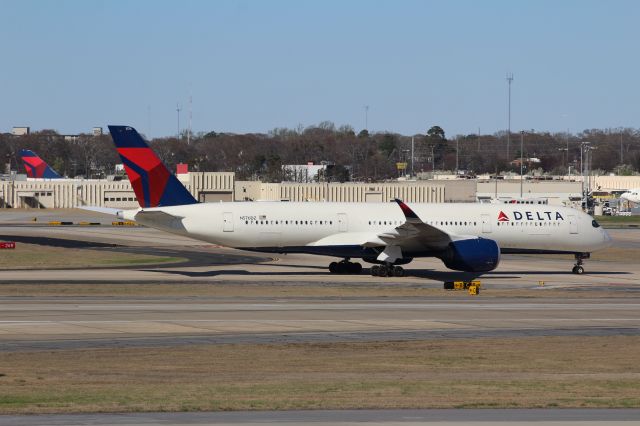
371,264,404,277
572,253,590,274
329,259,362,274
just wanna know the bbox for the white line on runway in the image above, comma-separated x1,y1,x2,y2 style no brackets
1,318,639,324
1,303,639,311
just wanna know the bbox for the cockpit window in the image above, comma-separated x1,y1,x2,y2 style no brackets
592,219,600,228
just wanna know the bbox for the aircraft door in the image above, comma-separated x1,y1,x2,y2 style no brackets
223,212,234,232
481,214,491,233
337,213,348,232
568,215,578,234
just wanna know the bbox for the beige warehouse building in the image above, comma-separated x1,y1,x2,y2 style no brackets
0,174,474,208
3,173,638,209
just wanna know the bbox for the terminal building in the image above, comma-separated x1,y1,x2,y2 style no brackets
0,172,474,209
1,170,639,210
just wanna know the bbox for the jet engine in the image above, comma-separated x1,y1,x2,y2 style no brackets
439,238,500,272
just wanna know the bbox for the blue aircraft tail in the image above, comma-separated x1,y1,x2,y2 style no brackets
20,149,62,179
108,125,198,208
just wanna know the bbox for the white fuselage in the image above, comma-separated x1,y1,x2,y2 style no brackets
621,189,640,205
121,202,611,258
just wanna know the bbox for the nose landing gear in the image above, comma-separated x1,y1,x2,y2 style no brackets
329,259,362,274
572,253,590,274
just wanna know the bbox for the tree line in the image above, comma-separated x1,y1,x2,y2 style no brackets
2,123,640,181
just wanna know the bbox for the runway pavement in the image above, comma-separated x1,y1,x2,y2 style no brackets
0,225,638,288
1,215,639,422
2,409,640,425
0,223,639,350
0,297,639,351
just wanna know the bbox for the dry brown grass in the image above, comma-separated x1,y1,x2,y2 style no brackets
0,243,183,269
520,246,640,263
0,336,639,413
0,282,631,299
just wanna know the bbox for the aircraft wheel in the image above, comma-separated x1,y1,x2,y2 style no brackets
393,266,404,277
573,265,584,275
371,265,380,276
378,265,389,277
329,262,338,274
350,262,362,274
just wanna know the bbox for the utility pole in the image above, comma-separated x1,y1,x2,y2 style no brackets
620,132,624,164
566,129,570,176
430,145,435,173
506,73,514,160
188,94,192,145
520,131,524,198
176,103,182,138
455,136,459,175
580,141,594,211
364,105,369,131
558,147,568,172
580,142,584,204
410,136,415,178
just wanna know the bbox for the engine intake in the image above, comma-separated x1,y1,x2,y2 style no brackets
439,238,500,272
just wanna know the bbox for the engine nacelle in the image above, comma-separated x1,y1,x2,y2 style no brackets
439,238,500,272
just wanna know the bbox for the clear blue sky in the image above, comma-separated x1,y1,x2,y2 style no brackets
2,0,639,138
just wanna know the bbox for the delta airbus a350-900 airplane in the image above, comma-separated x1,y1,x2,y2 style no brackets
94,126,612,276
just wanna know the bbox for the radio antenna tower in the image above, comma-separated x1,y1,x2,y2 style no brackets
506,73,514,160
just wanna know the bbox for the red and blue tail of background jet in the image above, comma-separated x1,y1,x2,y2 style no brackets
19,149,62,179
108,125,198,208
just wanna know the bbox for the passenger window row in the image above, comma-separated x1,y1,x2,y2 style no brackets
368,220,478,227
497,221,561,227
245,220,333,225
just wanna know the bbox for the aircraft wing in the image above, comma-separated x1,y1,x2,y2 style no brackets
307,199,465,262
387,198,453,250
77,206,183,226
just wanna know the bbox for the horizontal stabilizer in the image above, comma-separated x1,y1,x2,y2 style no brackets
77,206,123,216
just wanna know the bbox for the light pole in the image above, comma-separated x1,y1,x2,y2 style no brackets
565,129,570,175
410,136,415,178
364,105,369,131
176,103,182,138
580,141,596,211
402,149,410,178
580,142,585,208
558,148,568,175
430,145,435,173
506,73,514,160
520,131,524,198
455,136,459,175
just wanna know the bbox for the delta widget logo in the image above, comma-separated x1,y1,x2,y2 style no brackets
497,211,509,222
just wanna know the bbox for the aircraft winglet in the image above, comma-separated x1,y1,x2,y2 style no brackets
394,198,420,220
